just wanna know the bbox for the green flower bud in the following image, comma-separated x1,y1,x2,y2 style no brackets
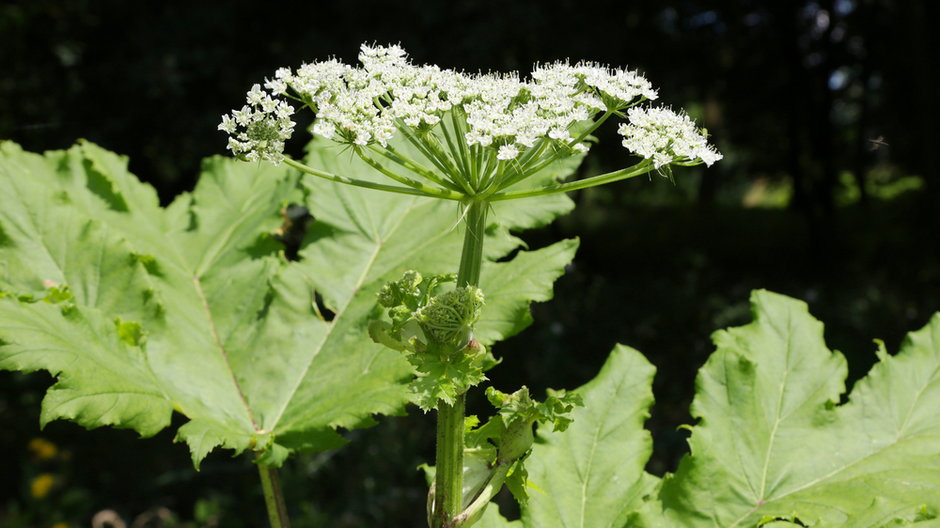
377,269,423,308
398,270,423,297
415,286,484,347
497,416,535,464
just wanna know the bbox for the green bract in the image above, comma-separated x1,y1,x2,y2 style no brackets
371,270,495,410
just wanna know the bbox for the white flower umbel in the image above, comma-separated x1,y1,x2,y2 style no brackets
618,107,723,168
219,84,295,164
221,43,721,201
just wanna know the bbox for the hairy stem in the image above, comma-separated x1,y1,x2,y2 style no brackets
258,464,291,528
432,199,489,528
434,395,467,527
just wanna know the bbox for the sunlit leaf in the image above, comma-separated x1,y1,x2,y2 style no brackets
658,290,940,527
494,290,940,528
0,139,583,468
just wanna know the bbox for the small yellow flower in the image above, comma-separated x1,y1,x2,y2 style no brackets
28,437,58,461
51,523,69,528
30,473,56,499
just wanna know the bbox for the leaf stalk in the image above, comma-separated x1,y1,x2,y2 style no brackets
258,463,291,528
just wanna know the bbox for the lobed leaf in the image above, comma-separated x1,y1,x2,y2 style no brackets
522,345,659,528
658,290,940,527
0,298,172,437
0,141,399,466
0,138,584,467
483,290,940,528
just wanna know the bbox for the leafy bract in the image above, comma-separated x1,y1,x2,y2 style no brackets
0,139,581,467
481,290,940,528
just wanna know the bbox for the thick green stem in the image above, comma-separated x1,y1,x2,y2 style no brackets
258,464,291,528
432,199,489,528
456,200,488,287
434,395,467,527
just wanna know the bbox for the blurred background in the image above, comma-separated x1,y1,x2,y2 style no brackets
2,0,938,526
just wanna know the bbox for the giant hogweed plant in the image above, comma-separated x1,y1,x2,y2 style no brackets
0,43,937,528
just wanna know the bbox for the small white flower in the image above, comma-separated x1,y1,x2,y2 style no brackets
218,115,236,134
548,127,571,141
246,84,265,105
264,77,287,95
312,121,335,139
354,130,372,146
232,106,252,126
497,144,519,160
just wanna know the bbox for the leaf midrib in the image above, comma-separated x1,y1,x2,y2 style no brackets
191,274,259,430
727,348,940,527
163,171,281,432
266,194,421,432
755,314,795,501
573,362,645,528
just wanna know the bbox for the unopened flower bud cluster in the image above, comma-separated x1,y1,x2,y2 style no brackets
220,43,721,169
415,286,484,347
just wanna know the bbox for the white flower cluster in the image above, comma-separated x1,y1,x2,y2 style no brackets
530,61,658,114
617,107,723,168
220,44,674,163
219,84,295,164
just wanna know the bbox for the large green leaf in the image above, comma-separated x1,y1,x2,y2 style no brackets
658,290,940,527
0,140,348,466
522,344,659,528
0,139,582,467
482,290,940,528
0,299,172,437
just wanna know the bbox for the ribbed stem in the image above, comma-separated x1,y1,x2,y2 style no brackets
432,199,489,528
456,200,488,287
433,395,467,527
